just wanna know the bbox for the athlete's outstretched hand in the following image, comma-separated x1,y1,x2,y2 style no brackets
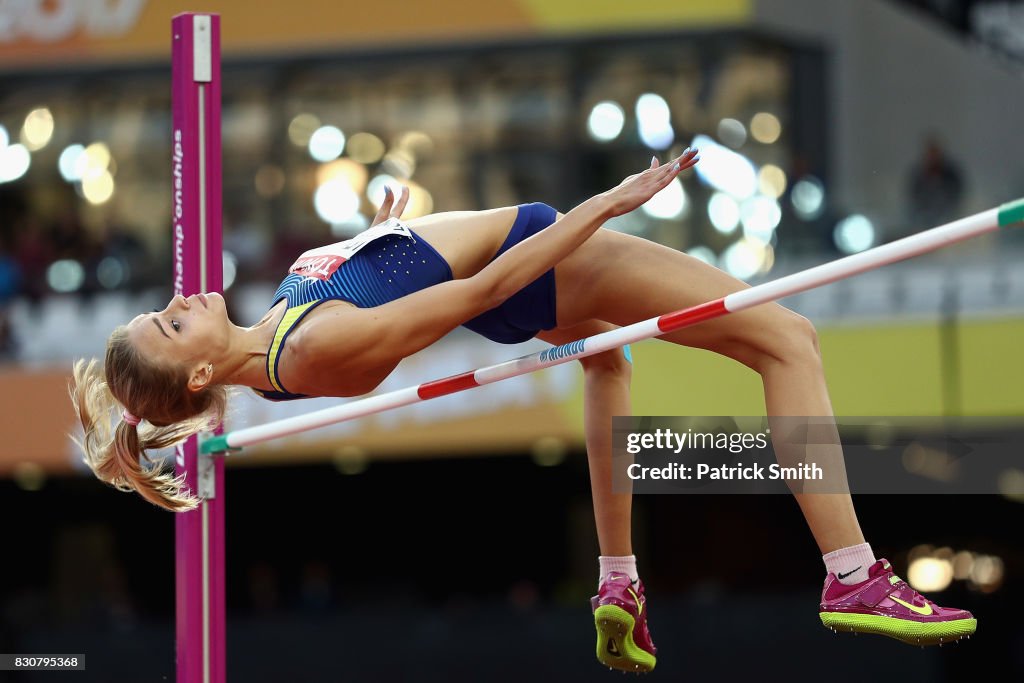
600,148,699,217
371,184,410,226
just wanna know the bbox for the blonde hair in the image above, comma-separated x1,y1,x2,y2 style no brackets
69,326,228,512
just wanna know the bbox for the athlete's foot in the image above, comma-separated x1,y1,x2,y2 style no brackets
819,558,977,646
591,571,657,672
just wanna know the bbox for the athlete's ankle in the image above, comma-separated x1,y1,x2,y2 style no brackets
823,542,876,585
599,555,639,588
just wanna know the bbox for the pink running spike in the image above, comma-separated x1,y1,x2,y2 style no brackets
819,559,976,645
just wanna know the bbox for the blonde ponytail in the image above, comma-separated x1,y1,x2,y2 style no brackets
69,327,228,512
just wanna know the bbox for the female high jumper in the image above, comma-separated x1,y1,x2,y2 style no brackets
71,150,975,673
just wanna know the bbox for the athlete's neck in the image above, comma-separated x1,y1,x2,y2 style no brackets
216,302,286,389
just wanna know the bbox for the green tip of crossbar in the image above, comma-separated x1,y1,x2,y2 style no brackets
998,198,1024,227
200,434,239,456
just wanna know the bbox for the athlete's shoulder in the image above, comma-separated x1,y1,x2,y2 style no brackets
277,305,393,398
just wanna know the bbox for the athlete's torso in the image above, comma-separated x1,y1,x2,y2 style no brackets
254,205,556,401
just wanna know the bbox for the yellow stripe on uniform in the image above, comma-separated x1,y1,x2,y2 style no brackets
266,302,317,393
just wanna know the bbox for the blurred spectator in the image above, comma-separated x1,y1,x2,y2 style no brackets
268,221,326,276
298,561,333,613
96,221,153,290
247,561,281,613
11,216,51,305
50,210,90,261
0,242,21,304
52,524,136,630
0,238,20,359
224,205,272,282
907,135,965,229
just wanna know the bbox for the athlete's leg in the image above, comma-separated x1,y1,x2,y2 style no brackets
557,228,976,647
537,322,633,558
538,323,657,672
405,207,519,279
553,227,864,554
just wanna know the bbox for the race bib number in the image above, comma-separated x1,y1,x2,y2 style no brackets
288,218,415,281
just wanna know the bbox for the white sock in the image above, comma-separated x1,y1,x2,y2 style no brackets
823,543,876,585
599,555,639,588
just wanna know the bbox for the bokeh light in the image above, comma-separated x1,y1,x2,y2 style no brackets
317,158,369,196
997,468,1024,503
907,557,953,592
691,134,757,200
314,178,361,224
288,113,320,147
636,93,674,150
21,107,54,151
757,164,787,199
641,177,687,220
588,101,625,142
0,143,31,183
531,436,567,467
834,214,875,254
346,132,386,164
741,196,782,243
46,259,85,293
750,112,782,144
59,144,84,181
82,169,115,204
708,192,741,234
334,446,369,475
81,142,111,173
13,461,46,492
96,257,127,289
791,176,825,220
717,118,747,148
308,125,345,162
223,252,238,290
969,554,1004,592
396,131,434,158
722,238,768,279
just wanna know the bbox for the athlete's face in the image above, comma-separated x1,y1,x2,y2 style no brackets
125,292,231,369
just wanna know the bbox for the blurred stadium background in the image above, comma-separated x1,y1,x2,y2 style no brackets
0,0,1023,680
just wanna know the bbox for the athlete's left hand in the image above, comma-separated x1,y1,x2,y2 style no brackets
600,148,700,217
372,185,410,226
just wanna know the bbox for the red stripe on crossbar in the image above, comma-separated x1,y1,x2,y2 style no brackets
417,371,480,400
657,298,729,332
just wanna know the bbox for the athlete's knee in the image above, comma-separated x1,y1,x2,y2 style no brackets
579,346,633,378
767,307,820,363
737,305,820,374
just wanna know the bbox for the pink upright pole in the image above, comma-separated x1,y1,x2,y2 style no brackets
172,13,224,683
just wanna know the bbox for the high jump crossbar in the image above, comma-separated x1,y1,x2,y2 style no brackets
202,198,1024,456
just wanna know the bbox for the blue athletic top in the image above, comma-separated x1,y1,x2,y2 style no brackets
255,203,559,401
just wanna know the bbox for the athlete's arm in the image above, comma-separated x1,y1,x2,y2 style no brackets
287,277,506,395
473,150,697,304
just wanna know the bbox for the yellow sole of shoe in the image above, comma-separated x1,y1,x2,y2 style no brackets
594,604,657,673
820,611,976,646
